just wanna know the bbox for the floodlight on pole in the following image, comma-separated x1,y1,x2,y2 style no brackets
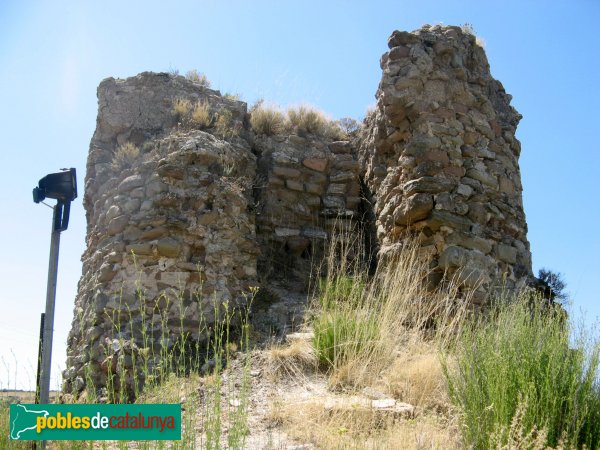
33,168,77,408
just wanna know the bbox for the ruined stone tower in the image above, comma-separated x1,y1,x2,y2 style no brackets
359,25,531,304
63,25,531,398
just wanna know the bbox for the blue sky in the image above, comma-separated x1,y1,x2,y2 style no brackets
0,0,598,390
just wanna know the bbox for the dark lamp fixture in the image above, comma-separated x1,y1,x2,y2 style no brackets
33,168,77,204
33,168,77,232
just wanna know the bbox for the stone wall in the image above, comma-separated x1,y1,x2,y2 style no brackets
359,25,531,303
253,135,361,288
64,25,534,398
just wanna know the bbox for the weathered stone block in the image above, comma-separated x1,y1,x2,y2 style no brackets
157,237,181,258
118,175,145,193
428,210,473,232
305,183,323,195
389,45,411,60
107,215,129,235
273,166,301,178
327,183,347,195
275,227,300,237
330,171,355,183
497,244,517,264
393,193,433,225
302,158,328,172
286,179,304,191
446,232,493,254
323,196,345,209
403,176,457,195
466,168,498,188
125,243,153,256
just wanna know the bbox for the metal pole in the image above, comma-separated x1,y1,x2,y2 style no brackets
35,313,45,404
39,205,61,405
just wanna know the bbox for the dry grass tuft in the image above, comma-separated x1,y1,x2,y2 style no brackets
268,336,317,379
111,142,140,171
382,347,449,412
489,398,565,450
250,103,287,136
271,396,461,449
215,108,241,139
287,105,329,136
191,100,212,128
172,97,192,122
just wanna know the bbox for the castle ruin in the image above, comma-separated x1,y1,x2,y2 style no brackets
63,25,532,398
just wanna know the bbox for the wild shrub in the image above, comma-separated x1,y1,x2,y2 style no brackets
111,142,140,171
185,69,211,88
250,103,287,136
443,293,600,449
537,267,568,303
287,105,329,136
323,121,346,140
335,117,362,137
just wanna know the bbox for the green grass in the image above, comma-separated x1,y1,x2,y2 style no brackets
313,276,378,369
443,294,600,449
313,300,380,371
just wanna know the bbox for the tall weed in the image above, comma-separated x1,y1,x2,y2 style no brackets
444,294,600,449
310,228,468,388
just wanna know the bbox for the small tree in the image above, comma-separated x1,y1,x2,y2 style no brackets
335,117,361,137
537,268,568,304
